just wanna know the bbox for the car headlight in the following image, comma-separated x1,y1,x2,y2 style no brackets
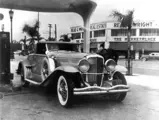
105,59,117,72
78,59,90,73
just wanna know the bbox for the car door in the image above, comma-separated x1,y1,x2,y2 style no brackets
31,43,47,83
25,54,36,80
31,54,46,83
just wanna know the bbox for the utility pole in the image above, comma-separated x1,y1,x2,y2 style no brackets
37,12,40,42
48,24,52,40
55,24,57,41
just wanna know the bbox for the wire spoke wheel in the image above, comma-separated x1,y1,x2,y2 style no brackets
57,75,74,108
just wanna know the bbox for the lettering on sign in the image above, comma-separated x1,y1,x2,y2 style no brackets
71,23,106,32
114,23,120,27
114,22,153,28
75,39,96,43
114,38,122,41
71,27,83,32
114,37,156,42
90,23,106,30
124,37,156,42
134,22,152,27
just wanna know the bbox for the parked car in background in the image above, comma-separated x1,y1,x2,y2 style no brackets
16,41,129,108
140,52,159,61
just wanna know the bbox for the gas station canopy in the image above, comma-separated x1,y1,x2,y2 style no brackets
0,0,96,20
0,0,97,52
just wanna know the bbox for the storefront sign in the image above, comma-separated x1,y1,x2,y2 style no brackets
114,22,153,28
76,39,96,43
71,23,106,32
90,23,106,30
134,22,152,27
113,37,156,42
125,37,156,42
71,27,83,33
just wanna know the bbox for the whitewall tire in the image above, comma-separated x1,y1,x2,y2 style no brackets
57,75,74,108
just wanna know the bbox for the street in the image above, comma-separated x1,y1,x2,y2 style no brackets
118,59,159,76
0,55,159,120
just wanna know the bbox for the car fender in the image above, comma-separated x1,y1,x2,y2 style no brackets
41,65,80,87
115,65,127,73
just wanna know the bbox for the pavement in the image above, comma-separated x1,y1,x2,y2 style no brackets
1,56,159,120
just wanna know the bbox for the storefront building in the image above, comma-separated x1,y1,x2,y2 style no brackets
70,21,159,59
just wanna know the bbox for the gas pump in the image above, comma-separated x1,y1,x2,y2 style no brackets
0,32,13,84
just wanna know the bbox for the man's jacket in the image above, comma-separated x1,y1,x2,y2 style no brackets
97,48,118,63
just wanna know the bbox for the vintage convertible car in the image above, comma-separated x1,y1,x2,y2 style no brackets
17,41,129,107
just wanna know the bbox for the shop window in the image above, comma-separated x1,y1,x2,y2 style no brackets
71,33,81,39
94,30,105,37
111,29,136,36
90,31,92,38
139,29,159,36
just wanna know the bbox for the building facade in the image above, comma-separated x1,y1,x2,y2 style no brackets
70,21,159,59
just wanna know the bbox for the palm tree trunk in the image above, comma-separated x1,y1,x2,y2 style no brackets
126,30,132,75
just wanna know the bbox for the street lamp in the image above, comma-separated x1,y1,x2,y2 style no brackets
9,9,14,59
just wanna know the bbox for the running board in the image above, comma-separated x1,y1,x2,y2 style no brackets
25,79,41,85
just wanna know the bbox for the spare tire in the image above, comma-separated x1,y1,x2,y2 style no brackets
41,58,55,81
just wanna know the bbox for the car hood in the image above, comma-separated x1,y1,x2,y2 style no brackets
47,51,101,66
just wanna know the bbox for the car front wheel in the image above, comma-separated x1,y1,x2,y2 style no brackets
57,75,74,108
109,72,127,102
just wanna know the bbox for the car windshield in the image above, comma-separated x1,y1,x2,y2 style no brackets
47,43,80,52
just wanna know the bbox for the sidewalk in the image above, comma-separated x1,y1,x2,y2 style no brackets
125,74,159,89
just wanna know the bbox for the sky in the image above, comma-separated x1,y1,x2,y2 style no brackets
0,0,159,41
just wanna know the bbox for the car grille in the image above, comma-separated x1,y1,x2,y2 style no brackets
86,56,104,86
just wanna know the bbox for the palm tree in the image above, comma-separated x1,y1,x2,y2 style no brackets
22,20,40,40
110,9,135,75
22,20,43,53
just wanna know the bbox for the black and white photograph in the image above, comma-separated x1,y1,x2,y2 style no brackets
0,0,159,119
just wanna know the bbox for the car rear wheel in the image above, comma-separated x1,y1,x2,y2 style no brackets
57,75,74,108
20,67,29,87
109,72,127,102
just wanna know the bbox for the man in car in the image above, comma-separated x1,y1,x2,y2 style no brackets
97,42,119,63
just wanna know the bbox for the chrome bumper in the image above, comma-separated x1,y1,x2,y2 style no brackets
73,85,129,95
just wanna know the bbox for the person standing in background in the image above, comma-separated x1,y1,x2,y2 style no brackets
97,42,119,63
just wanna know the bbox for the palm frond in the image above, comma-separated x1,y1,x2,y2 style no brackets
22,20,40,38
110,9,134,29
110,10,124,21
